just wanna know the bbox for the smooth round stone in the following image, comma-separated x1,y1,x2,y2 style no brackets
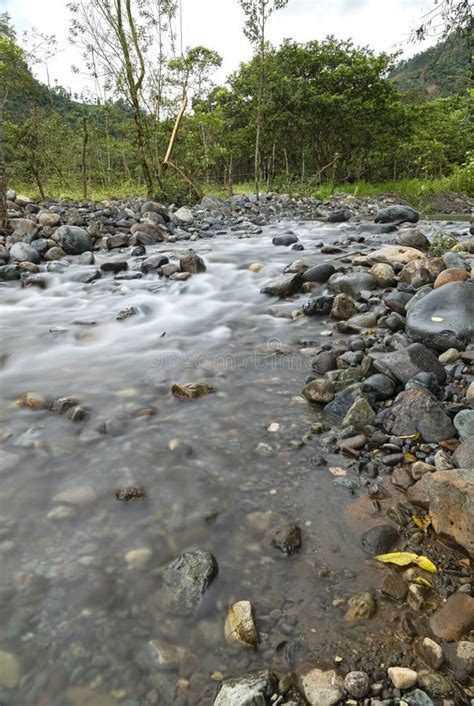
406,281,474,351
453,409,474,440
360,524,399,555
388,667,418,689
344,671,370,698
10,242,41,264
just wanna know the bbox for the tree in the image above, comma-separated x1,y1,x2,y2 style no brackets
238,0,289,199
0,14,32,233
68,0,178,194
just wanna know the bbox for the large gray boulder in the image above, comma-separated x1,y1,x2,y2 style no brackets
9,242,40,264
406,281,474,351
52,225,92,255
429,469,474,555
374,205,419,224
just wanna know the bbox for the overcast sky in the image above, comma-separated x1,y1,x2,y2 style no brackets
1,0,437,96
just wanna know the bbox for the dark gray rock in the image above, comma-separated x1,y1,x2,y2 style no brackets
160,549,218,616
0,265,21,281
302,295,334,316
406,281,474,351
364,373,397,401
383,387,455,442
397,229,430,251
375,205,419,224
141,254,169,273
327,209,351,223
360,524,399,555
324,384,376,421
261,273,302,298
383,290,414,315
53,225,92,255
271,523,302,556
272,234,298,247
372,343,446,385
100,261,128,274
303,263,336,283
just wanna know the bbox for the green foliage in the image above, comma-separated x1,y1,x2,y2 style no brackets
390,31,471,99
429,232,460,256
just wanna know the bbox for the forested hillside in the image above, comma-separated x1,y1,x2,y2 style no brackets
390,31,471,99
2,11,473,204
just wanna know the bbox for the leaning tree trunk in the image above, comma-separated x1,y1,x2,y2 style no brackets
0,97,8,234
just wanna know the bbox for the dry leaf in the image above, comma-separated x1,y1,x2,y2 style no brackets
375,552,437,573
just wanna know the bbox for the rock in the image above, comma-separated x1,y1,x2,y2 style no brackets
331,293,355,320
453,409,474,440
381,570,408,601
160,549,218,616
293,661,345,706
16,391,48,410
138,638,188,672
342,397,375,429
429,593,474,640
397,229,430,251
345,592,376,621
44,246,66,260
356,245,424,266
10,242,41,264
324,385,376,421
429,469,474,554
271,523,302,556
417,671,452,697
272,234,298,246
171,382,215,399
407,473,436,508
327,208,351,222
52,225,92,255
249,262,263,272
434,267,470,288
100,261,128,274
174,206,194,224
141,254,169,273
360,524,399,555
327,272,375,297
52,485,97,507
116,306,138,321
438,347,460,364
403,690,434,706
383,290,414,314
419,637,444,670
364,373,396,401
125,547,152,569
0,650,20,688
0,264,21,280
214,670,277,706
406,281,474,351
130,222,167,242
455,641,474,674
302,379,335,404
387,667,418,690
453,437,474,468
224,601,258,648
370,263,396,287
303,263,336,283
372,343,446,385
303,295,334,316
375,205,419,224
383,387,455,442
180,251,206,273
38,211,61,227
261,273,302,298
343,671,370,698
10,217,37,238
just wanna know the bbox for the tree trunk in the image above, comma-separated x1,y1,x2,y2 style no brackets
82,116,89,200
0,97,8,234
227,154,233,197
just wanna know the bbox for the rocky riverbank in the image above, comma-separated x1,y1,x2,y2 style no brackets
0,190,473,706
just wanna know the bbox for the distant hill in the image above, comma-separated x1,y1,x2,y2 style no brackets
390,32,471,100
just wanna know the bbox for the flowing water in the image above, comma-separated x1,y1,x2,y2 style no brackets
0,221,412,705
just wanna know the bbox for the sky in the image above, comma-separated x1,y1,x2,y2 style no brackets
1,0,438,96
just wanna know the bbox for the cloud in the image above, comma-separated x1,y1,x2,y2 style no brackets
2,0,437,95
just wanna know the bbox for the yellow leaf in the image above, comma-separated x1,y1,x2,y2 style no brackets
397,432,421,441
375,552,437,574
404,453,417,463
413,514,431,531
414,577,433,588
375,552,420,567
415,555,437,573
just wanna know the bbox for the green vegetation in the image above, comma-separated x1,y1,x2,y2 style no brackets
1,5,473,209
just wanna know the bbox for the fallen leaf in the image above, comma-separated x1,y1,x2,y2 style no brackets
375,551,437,573
413,514,431,531
414,577,433,588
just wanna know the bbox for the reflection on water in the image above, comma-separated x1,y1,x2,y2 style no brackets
0,221,423,705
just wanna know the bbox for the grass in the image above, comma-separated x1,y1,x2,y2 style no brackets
10,174,470,210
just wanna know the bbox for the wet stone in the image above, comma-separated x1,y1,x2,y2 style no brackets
344,592,376,621
293,661,345,706
360,524,400,556
214,670,277,706
381,570,408,601
344,671,370,698
0,650,20,688
115,486,146,501
160,549,218,616
429,593,474,640
172,382,215,399
224,600,259,649
388,667,418,690
271,523,302,556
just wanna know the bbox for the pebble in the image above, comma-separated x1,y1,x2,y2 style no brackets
124,547,153,569
0,650,20,688
52,485,97,507
224,601,259,648
387,667,418,689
